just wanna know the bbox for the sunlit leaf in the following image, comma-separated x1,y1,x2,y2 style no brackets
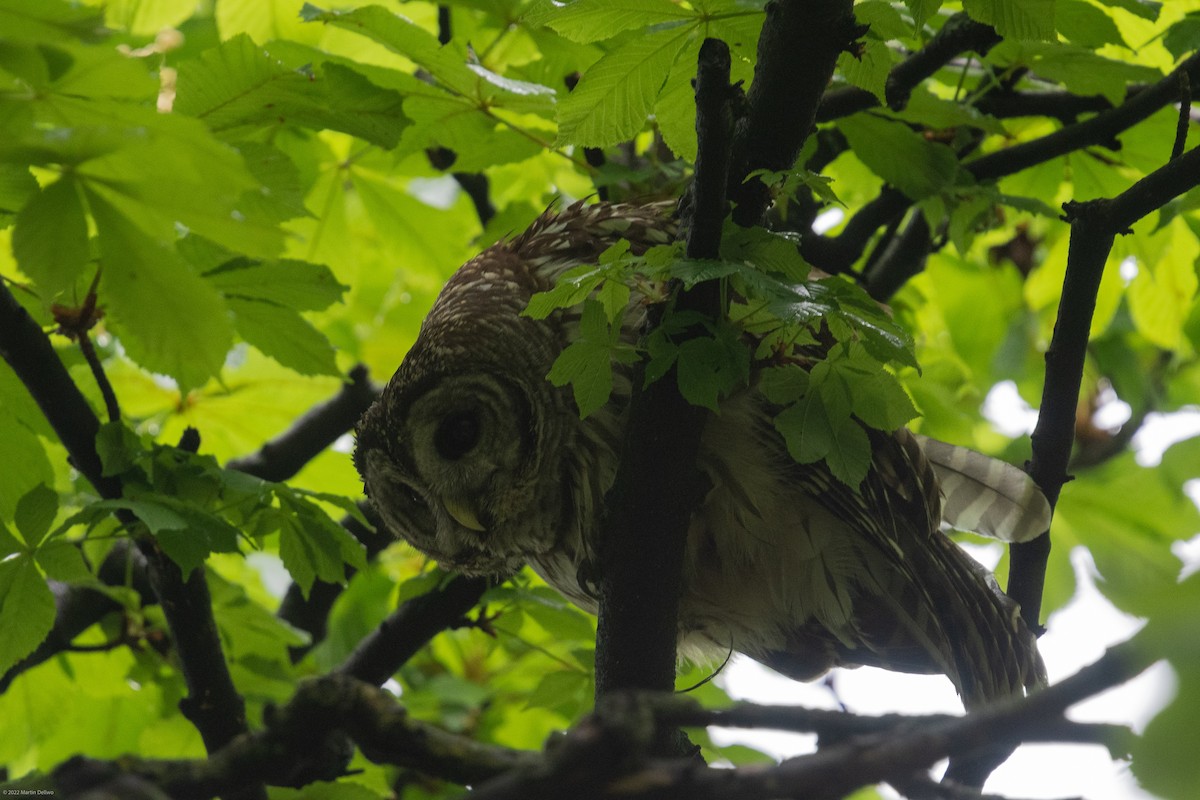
556,27,693,148
0,554,54,677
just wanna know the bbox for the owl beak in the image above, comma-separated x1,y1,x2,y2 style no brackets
443,497,486,532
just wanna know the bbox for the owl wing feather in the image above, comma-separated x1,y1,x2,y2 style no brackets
772,426,1044,706
915,434,1051,544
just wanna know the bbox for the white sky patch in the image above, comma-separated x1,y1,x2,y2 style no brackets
408,175,461,209
812,207,845,235
333,432,356,454
982,380,1039,437
716,549,1173,800
245,551,292,599
1120,256,1139,283
1093,382,1133,431
1132,409,1200,466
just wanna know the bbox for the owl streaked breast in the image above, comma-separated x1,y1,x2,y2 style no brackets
354,200,1048,710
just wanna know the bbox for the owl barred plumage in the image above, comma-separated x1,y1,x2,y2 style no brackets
355,200,1049,714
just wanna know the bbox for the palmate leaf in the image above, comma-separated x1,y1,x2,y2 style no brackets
1055,0,1127,49
1011,43,1163,106
302,4,477,96
204,259,347,312
6,97,284,260
0,0,107,44
226,297,341,378
0,163,38,228
556,26,693,148
397,94,544,171
523,0,696,44
0,411,55,524
838,114,959,201
174,35,410,148
87,192,234,393
274,488,367,597
548,300,636,417
962,0,1056,41
0,552,55,678
11,175,90,299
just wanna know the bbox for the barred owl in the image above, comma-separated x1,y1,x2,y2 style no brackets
355,201,1049,711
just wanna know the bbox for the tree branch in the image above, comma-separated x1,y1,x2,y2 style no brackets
45,637,1153,800
800,186,911,275
52,674,540,799
0,281,256,792
593,39,733,730
863,210,933,301
337,573,489,685
967,52,1200,183
1012,142,1200,631
816,13,1001,122
729,0,856,226
0,281,120,499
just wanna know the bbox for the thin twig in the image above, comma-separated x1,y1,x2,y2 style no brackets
78,332,120,423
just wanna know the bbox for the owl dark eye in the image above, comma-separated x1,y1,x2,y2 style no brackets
434,410,481,460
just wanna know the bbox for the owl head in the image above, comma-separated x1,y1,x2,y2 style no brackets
354,270,577,576
355,201,675,576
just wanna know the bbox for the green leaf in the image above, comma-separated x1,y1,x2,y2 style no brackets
95,421,144,478
720,224,811,282
0,164,38,228
654,52,700,163
556,26,693,148
521,587,596,641
823,416,873,488
1132,574,1200,798
227,297,341,377
759,365,811,405
891,89,1006,136
962,0,1056,41
59,107,285,259
905,0,944,30
669,259,742,289
0,525,21,558
14,484,57,547
0,411,54,527
0,554,55,677
174,35,409,148
523,265,605,319
527,669,591,717
0,0,107,44
11,175,90,298
1055,0,1127,48
1023,45,1161,106
838,39,893,104
824,348,920,431
675,329,750,411
1094,0,1156,22
275,489,365,596
838,114,959,200
1163,14,1200,61
856,1,910,41
596,278,630,322
522,0,695,44
86,192,233,392
302,4,477,96
547,300,627,417
397,93,544,171
34,540,93,583
773,391,835,464
205,259,346,311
